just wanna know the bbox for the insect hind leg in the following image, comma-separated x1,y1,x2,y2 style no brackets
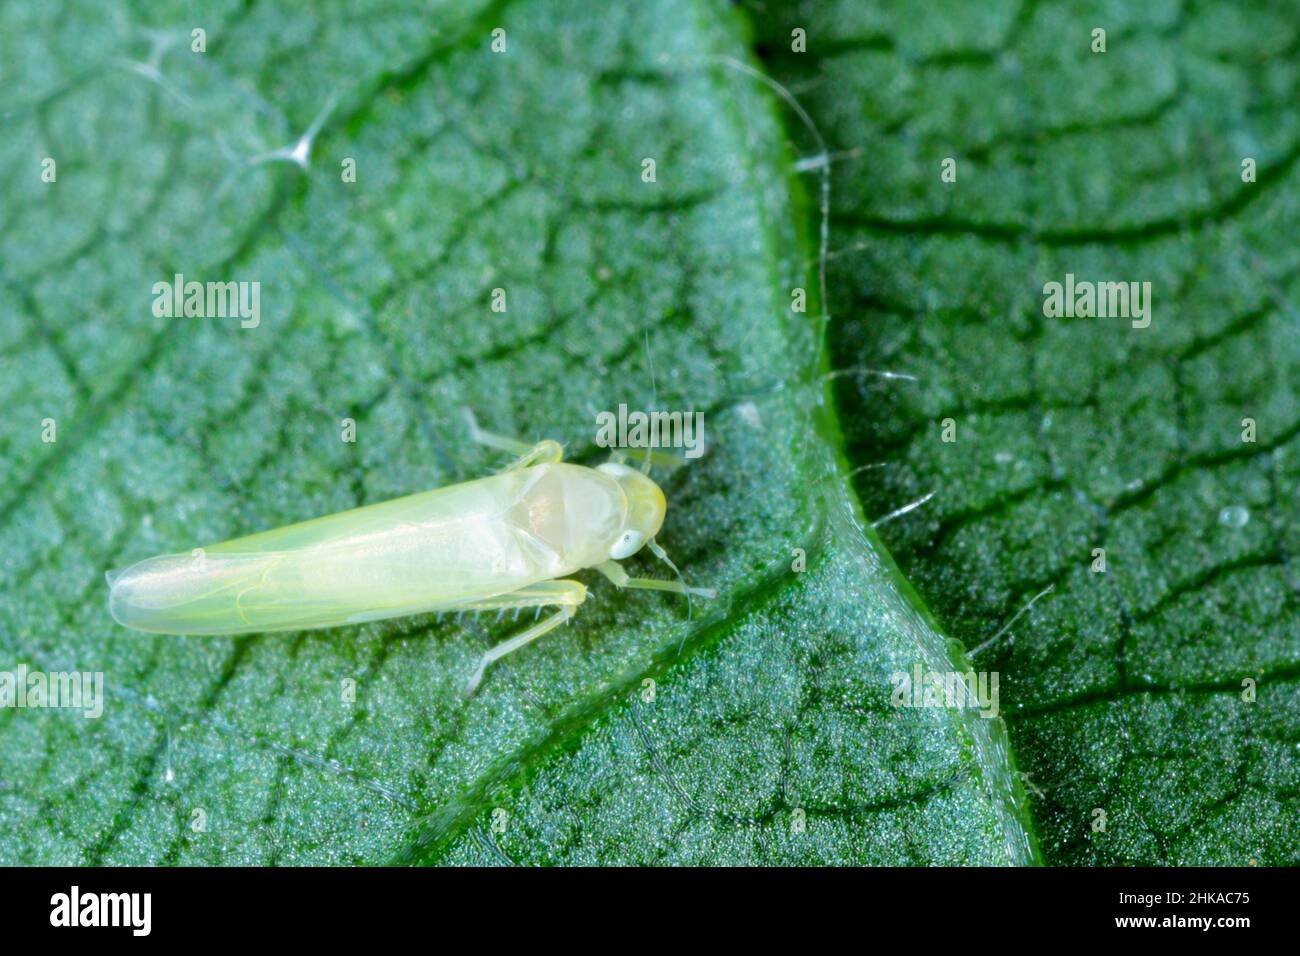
460,579,586,696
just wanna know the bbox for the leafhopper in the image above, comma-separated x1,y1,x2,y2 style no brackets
107,415,714,693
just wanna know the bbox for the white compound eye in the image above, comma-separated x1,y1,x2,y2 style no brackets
609,529,646,560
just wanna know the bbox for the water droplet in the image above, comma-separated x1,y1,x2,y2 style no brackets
1218,505,1250,529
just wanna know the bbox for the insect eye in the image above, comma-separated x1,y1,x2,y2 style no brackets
609,530,646,560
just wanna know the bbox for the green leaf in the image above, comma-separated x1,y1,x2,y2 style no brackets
0,0,1032,864
751,0,1300,863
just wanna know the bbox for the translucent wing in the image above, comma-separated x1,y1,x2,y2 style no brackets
106,548,438,634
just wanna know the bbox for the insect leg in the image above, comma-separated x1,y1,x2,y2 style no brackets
504,439,565,471
605,446,686,473
463,408,564,469
594,560,717,599
465,606,575,696
460,579,587,695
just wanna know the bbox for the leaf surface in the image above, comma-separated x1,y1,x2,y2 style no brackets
751,0,1300,864
0,0,1032,864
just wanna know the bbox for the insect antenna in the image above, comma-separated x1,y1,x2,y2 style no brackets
641,328,658,475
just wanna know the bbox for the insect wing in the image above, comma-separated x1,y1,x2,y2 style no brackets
106,548,406,634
